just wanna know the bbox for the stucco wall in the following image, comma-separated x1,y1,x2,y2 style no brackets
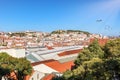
0,48,25,58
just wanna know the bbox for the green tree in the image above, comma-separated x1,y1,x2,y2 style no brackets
104,38,120,58
0,52,16,80
74,39,104,68
53,38,120,80
0,52,33,80
16,58,33,80
104,58,120,80
88,39,104,58
63,70,73,80
74,48,92,67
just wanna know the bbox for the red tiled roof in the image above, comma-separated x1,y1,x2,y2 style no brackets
32,59,74,73
44,60,74,73
90,38,108,46
58,49,82,56
31,59,55,66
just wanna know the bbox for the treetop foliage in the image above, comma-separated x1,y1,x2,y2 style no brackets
53,38,120,80
51,30,90,35
8,32,26,37
0,52,33,80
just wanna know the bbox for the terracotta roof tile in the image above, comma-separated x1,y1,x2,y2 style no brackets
32,59,74,73
31,59,55,66
90,38,108,46
44,60,74,73
58,49,82,56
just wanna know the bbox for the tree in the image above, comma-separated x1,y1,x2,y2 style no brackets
74,39,104,68
16,58,33,80
0,52,14,80
104,38,120,58
63,70,73,80
60,40,105,80
8,32,26,37
0,52,33,80
88,39,104,58
53,38,120,80
74,48,92,67
104,58,120,80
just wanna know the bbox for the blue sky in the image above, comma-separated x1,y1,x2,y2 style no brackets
0,0,120,35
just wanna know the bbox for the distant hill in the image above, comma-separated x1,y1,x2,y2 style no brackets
51,30,66,34
51,30,91,35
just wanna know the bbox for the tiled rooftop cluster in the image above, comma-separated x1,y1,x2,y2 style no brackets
0,30,108,49
0,30,109,80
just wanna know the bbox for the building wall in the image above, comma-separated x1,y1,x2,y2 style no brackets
15,49,26,58
0,48,25,58
24,71,45,80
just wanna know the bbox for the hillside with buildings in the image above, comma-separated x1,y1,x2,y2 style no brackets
0,30,109,80
0,30,108,49
0,0,120,79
